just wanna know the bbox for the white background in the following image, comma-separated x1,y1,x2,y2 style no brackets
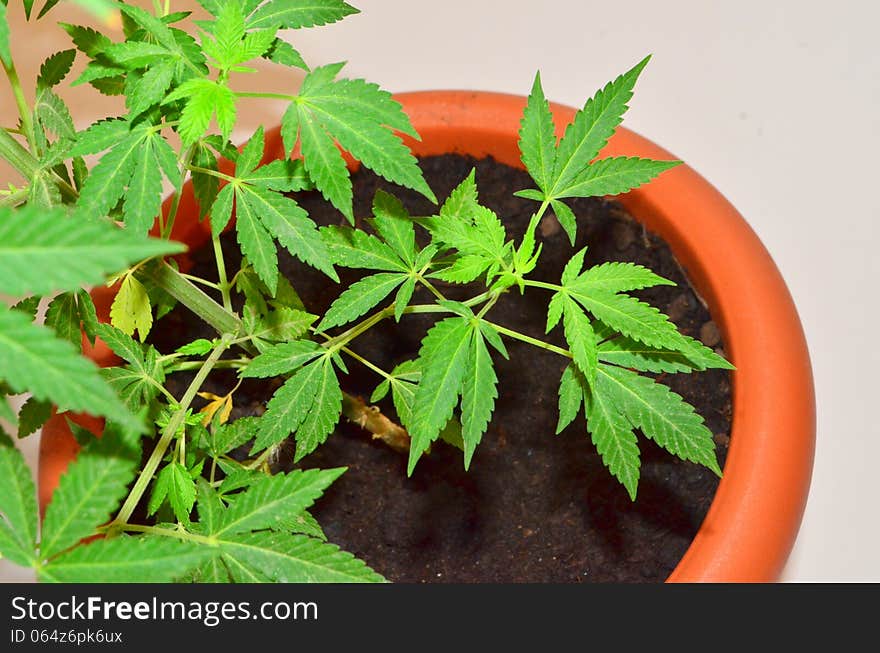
2,0,878,581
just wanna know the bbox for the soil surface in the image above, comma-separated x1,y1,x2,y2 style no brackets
155,154,733,583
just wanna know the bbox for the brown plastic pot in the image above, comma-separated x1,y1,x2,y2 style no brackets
40,90,815,583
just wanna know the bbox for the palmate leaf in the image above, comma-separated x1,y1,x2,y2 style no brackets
597,364,721,475
38,536,210,583
0,432,38,567
586,372,641,500
0,206,183,297
317,272,405,331
320,225,408,272
282,63,433,221
555,363,584,434
0,306,138,430
247,0,359,30
370,190,417,266
211,531,383,583
164,78,236,144
241,339,323,379
38,49,77,89
562,295,597,382
17,397,52,438
214,468,345,536
45,292,82,348
293,356,342,461
460,328,497,469
148,462,195,523
408,317,472,474
571,261,674,294
598,333,733,374
555,156,681,200
40,423,140,560
519,71,557,194
110,274,153,342
235,192,279,294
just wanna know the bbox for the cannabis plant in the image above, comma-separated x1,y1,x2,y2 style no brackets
0,0,732,583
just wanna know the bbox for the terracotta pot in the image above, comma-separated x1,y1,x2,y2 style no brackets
40,90,815,583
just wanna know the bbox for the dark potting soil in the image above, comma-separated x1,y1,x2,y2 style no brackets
155,154,733,583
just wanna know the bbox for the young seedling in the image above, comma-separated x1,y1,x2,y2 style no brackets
0,0,732,583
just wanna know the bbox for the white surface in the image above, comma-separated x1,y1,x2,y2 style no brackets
3,0,878,582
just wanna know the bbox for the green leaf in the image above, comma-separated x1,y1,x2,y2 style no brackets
317,272,404,331
556,363,584,434
149,462,195,523
320,225,407,272
251,356,322,453
244,307,316,347
210,184,234,236
568,289,691,352
34,89,75,139
215,468,344,536
61,23,113,58
40,423,140,560
557,156,680,200
110,274,153,342
460,328,497,469
550,56,650,197
39,536,210,583
235,191,279,295
263,38,308,70
432,255,491,284
45,292,82,348
212,416,260,457
550,199,577,245
123,136,164,234
292,356,342,461
0,205,183,297
164,78,236,143
76,126,149,219
241,340,322,378
215,531,383,583
0,432,38,566
247,159,312,192
126,61,175,117
519,71,556,194
247,0,359,30
573,261,675,294
38,49,76,89
239,186,337,281
0,305,138,429
68,118,130,157
176,338,214,356
598,364,721,475
393,275,416,322
598,333,733,374
586,372,641,500
17,397,52,439
370,190,417,267
562,296,597,382
408,317,472,474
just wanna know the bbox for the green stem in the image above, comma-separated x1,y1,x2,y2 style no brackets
161,144,197,239
523,278,563,293
187,165,237,184
483,319,573,359
103,522,216,546
0,188,28,207
179,273,220,291
213,234,233,312
3,59,36,153
324,303,450,352
235,91,297,101
339,345,393,380
112,333,236,526
138,261,241,336
165,357,250,373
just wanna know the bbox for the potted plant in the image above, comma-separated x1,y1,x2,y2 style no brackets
0,0,813,583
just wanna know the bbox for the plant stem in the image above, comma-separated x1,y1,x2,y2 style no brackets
235,91,297,101
111,333,236,526
0,128,37,179
179,272,220,291
186,165,237,184
161,144,197,239
102,522,216,546
523,278,563,293
482,319,573,359
2,59,36,153
339,345,393,380
212,234,233,312
165,357,250,373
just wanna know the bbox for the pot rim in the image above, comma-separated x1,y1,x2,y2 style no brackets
40,89,815,583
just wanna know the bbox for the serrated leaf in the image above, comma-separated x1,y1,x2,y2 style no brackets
212,416,260,457
432,255,491,284
460,328,497,469
103,41,170,68
235,191,278,295
68,118,130,157
176,338,214,356
27,170,61,209
251,357,323,453
292,356,341,461
263,37,308,70
317,272,404,331
17,397,52,439
370,189,417,267
569,289,691,352
39,536,210,583
551,199,578,244
0,305,138,429
598,364,721,475
0,432,38,566
61,23,112,58
0,206,183,297
586,372,641,500
164,78,236,143
77,127,149,219
408,317,471,474
248,159,312,192
558,156,680,200
34,88,75,139
598,333,732,373
127,61,175,117
247,0,359,30
556,363,584,434
152,462,196,523
241,340,322,378
216,531,382,583
246,307,316,347
519,71,556,194
562,296,597,382
561,247,587,285
240,186,337,281
393,275,416,322
320,225,407,272
110,274,153,342
45,292,81,348
123,136,163,234
550,56,650,197
40,424,140,560
210,184,235,236
546,291,565,333
38,49,76,89
215,468,344,536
